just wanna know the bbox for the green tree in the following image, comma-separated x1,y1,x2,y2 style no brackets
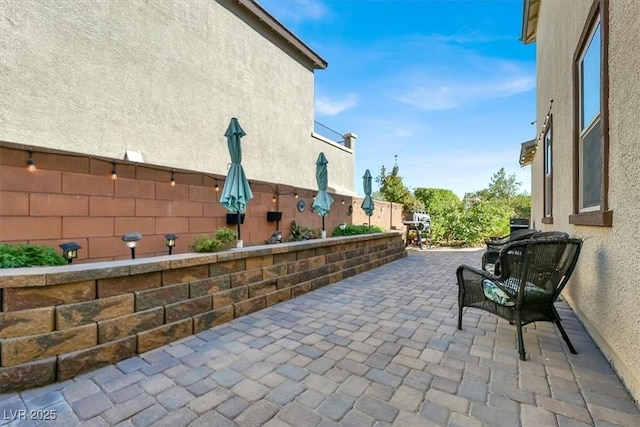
376,160,421,213
460,199,514,243
376,164,410,203
470,168,521,203
511,193,532,218
412,169,532,246
414,188,463,243
465,168,532,235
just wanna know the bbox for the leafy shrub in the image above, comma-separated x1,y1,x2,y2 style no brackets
190,227,237,253
288,221,320,241
0,243,67,268
190,235,224,252
214,227,237,245
332,224,384,236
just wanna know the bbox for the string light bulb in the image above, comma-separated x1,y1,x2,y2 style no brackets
215,181,220,192
170,169,176,186
341,199,345,205
111,163,118,180
272,194,277,203
27,149,36,172
294,192,299,199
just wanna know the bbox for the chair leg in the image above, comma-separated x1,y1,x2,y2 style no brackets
556,321,577,354
515,313,526,361
457,289,464,330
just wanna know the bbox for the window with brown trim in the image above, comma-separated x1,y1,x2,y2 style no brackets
570,0,612,226
542,116,553,223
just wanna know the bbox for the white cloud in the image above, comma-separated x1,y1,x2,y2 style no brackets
338,33,535,112
397,75,535,111
315,94,358,116
394,128,413,137
428,32,515,44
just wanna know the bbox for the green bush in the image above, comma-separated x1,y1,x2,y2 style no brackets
332,224,384,236
0,243,67,268
214,227,237,245
190,227,237,253
288,221,320,241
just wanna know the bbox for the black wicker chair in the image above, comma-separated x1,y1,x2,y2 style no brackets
457,235,583,360
481,228,538,275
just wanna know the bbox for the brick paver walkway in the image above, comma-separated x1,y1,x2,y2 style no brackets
1,249,639,426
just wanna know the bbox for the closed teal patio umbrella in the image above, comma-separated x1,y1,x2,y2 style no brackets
311,152,333,237
220,117,253,247
361,169,375,226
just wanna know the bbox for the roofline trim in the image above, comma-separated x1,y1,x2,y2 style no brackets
237,0,328,69
520,0,540,44
519,138,537,166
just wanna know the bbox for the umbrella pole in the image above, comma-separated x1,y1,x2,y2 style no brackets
369,216,371,227
237,213,241,244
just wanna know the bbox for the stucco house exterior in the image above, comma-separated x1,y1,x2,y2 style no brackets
0,0,357,260
521,0,639,401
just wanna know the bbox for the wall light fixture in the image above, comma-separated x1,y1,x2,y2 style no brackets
27,149,36,172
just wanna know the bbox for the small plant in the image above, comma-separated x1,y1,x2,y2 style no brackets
288,221,321,241
214,227,237,245
190,227,237,253
0,243,67,268
190,235,223,252
332,224,385,237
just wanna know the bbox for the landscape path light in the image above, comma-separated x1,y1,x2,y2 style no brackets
122,232,142,259
165,233,177,255
59,242,81,263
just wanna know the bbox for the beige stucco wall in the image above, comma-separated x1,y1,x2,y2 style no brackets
531,0,640,400
351,197,406,231
0,0,354,194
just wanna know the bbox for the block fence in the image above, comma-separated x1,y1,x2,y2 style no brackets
0,232,406,393
0,141,354,262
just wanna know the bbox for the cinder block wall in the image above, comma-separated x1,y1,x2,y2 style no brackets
0,232,406,393
0,142,354,262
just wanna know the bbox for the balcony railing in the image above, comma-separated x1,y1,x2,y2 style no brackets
314,120,345,145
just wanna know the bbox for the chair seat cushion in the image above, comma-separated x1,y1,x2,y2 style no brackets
483,278,555,307
482,279,515,306
484,263,496,275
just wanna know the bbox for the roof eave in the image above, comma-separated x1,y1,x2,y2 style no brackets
237,0,328,70
519,139,537,166
520,0,541,44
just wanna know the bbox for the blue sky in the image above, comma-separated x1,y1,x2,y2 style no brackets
258,0,536,199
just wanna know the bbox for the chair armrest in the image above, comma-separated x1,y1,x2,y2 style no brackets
482,249,500,269
456,264,500,305
457,264,499,289
457,264,522,307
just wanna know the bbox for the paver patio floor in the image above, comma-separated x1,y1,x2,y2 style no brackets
1,249,638,426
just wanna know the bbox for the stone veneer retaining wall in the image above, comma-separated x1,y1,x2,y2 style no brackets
0,232,406,393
